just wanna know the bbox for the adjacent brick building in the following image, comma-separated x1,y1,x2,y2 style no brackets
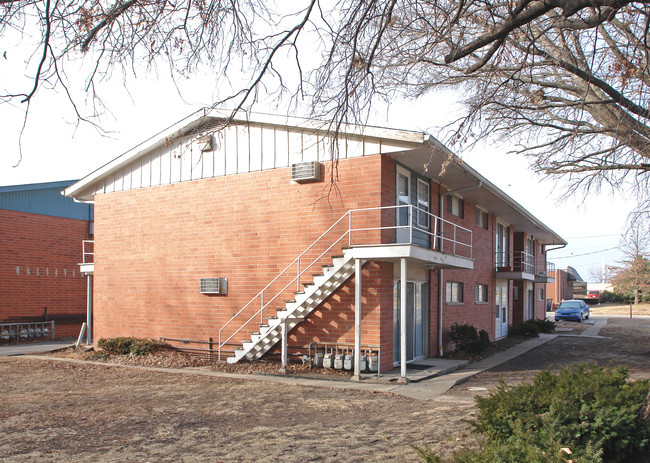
1,180,93,338
65,109,565,378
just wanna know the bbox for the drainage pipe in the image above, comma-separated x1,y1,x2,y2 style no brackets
437,180,483,357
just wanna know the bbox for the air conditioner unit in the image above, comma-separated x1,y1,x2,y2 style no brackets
200,277,227,295
291,161,320,182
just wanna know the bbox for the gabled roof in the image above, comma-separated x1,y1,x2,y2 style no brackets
64,108,566,245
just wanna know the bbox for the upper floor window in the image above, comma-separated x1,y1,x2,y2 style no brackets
446,281,464,303
417,179,430,228
446,195,464,218
476,208,488,229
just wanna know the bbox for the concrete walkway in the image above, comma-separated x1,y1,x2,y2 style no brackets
0,341,74,356
2,323,604,401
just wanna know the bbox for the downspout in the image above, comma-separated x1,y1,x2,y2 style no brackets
437,179,483,357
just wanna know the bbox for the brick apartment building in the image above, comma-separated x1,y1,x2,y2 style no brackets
65,109,565,378
1,180,93,338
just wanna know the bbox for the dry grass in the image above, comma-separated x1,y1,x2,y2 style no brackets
589,302,650,316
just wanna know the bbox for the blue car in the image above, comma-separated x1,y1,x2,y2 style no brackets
555,300,590,322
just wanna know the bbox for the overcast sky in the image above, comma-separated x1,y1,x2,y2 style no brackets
0,62,631,283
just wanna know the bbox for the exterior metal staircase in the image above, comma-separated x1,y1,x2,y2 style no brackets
217,204,472,363
227,250,355,363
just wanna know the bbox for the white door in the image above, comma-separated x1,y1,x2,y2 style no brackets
396,166,411,243
393,281,427,363
526,283,535,320
495,279,508,338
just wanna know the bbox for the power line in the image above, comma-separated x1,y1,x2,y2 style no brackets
550,246,620,259
563,233,620,239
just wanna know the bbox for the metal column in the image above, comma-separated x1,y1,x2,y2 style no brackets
400,257,408,382
353,258,362,381
86,274,93,344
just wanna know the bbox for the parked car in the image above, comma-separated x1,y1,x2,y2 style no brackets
555,300,590,322
586,290,601,305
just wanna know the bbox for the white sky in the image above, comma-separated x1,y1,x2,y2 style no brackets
0,61,632,283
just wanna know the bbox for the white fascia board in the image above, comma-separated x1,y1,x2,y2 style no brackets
64,108,212,199
204,108,427,144
423,137,567,246
65,108,426,200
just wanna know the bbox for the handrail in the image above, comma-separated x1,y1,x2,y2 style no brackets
218,204,473,361
82,240,94,264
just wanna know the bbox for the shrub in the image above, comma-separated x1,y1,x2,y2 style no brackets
472,365,650,463
97,337,169,356
415,365,650,463
448,323,491,355
508,320,541,337
535,318,555,333
449,323,479,352
478,329,490,351
509,319,555,338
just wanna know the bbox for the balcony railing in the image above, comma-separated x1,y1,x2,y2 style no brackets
82,240,94,264
496,251,555,277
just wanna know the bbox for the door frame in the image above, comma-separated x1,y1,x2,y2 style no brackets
393,279,429,365
495,278,508,338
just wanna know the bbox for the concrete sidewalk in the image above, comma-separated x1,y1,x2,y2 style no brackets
4,323,603,401
0,341,74,356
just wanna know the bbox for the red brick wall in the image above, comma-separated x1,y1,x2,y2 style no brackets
0,209,90,338
289,261,394,371
435,193,497,353
92,156,392,362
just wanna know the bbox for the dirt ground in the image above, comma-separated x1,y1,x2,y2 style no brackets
1,309,649,462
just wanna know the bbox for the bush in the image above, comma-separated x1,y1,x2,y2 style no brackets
535,318,555,333
449,323,491,354
97,337,169,356
509,319,555,338
509,320,541,337
415,365,650,463
471,365,650,463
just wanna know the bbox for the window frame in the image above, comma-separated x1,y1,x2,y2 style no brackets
446,194,464,218
416,179,430,229
476,207,488,229
475,284,488,303
445,281,464,304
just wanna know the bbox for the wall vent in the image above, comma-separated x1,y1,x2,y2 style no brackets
291,161,320,182
200,277,227,295
198,135,213,152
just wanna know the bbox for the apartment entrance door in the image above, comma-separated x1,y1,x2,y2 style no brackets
393,281,427,364
495,279,508,338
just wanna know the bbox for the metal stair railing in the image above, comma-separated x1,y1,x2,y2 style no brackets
217,204,472,360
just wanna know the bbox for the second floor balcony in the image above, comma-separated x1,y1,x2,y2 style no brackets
496,251,555,282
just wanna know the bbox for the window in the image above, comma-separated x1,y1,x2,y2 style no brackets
476,208,488,229
417,179,430,228
538,288,544,301
446,195,464,218
513,285,519,300
475,284,488,303
446,281,464,303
